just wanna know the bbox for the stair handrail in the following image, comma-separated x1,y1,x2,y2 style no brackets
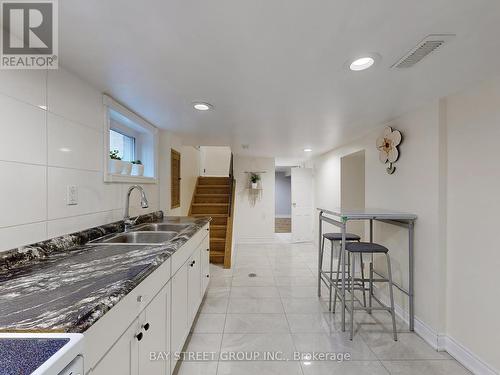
228,153,234,217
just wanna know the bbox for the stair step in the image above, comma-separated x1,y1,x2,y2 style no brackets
191,204,229,214
195,195,229,203
198,177,231,186
196,186,231,194
192,203,228,206
210,250,225,264
210,237,226,251
210,225,227,238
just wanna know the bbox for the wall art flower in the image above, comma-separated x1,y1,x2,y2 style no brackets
376,126,402,174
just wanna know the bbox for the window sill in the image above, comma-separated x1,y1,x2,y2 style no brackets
105,174,158,184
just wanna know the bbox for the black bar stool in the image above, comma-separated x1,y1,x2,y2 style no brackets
320,232,362,311
345,241,397,341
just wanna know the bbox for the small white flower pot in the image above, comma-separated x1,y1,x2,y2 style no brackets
132,164,144,176
121,162,133,175
109,159,124,174
251,182,258,189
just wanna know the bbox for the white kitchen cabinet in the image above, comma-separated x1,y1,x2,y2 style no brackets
86,224,210,375
200,239,210,295
170,261,188,370
91,317,140,375
91,283,170,375
187,250,201,324
139,284,170,375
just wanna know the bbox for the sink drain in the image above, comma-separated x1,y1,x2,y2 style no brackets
248,273,257,278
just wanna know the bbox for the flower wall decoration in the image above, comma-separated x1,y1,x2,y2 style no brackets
376,126,402,174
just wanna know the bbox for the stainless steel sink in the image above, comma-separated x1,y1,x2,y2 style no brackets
90,231,178,245
131,223,190,232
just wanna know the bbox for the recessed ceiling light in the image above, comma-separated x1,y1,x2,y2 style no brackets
303,148,312,152
193,102,213,111
349,56,375,71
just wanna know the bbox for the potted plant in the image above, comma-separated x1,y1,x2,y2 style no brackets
109,150,124,174
250,172,260,189
131,160,144,176
121,160,133,175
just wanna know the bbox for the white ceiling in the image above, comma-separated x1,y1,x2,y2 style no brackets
59,0,500,159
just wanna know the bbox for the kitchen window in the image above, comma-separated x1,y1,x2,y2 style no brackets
103,95,159,183
109,129,135,162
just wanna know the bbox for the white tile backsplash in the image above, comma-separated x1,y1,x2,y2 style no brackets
0,68,159,252
0,70,46,107
0,222,47,253
47,210,117,238
47,167,122,220
0,161,47,228
47,69,103,130
0,94,47,165
48,113,103,171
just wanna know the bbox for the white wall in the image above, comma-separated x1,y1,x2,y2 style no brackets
444,78,500,373
340,150,365,237
311,101,444,335
158,133,200,216
180,145,201,215
0,68,195,253
200,146,231,176
275,171,291,217
233,155,275,242
311,77,500,374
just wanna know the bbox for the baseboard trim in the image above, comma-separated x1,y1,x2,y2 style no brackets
373,286,498,375
442,335,498,375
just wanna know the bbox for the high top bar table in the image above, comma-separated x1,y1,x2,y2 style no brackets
317,208,417,331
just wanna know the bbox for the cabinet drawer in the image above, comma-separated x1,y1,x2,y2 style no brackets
85,258,171,371
171,223,209,275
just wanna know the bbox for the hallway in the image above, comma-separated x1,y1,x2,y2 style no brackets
176,242,470,375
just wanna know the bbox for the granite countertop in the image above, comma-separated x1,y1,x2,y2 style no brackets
0,212,210,334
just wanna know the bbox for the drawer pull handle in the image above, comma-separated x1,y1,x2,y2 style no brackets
135,332,143,341
206,248,209,252
143,323,150,331
137,295,143,303
206,274,210,278
190,260,196,267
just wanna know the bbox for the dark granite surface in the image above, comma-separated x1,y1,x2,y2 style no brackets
0,338,69,375
0,212,210,333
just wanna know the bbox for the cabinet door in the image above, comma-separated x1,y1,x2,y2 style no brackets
201,244,210,294
139,283,170,375
187,250,202,324
171,264,188,358
91,319,140,375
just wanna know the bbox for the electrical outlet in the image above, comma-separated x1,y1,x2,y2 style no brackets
67,185,78,205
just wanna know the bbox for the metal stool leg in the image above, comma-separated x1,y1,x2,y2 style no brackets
368,262,373,314
350,252,355,340
385,253,398,341
328,240,334,311
332,241,342,313
318,236,325,297
360,254,367,308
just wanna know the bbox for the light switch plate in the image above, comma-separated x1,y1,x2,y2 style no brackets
67,185,78,205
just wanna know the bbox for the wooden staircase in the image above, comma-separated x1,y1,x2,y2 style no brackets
189,176,235,268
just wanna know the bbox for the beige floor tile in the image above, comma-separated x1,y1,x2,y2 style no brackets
227,298,284,313
301,360,390,375
381,360,472,374
224,313,290,333
292,333,377,360
217,361,303,375
362,333,451,360
230,286,280,299
191,314,226,333
175,361,218,375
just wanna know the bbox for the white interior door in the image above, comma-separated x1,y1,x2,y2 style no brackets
291,168,313,242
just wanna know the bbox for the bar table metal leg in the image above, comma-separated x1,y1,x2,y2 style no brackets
318,212,323,297
341,222,347,332
409,220,415,331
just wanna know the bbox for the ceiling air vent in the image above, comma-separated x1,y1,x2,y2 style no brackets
392,34,455,68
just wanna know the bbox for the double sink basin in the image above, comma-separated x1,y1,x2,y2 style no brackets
89,223,190,246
